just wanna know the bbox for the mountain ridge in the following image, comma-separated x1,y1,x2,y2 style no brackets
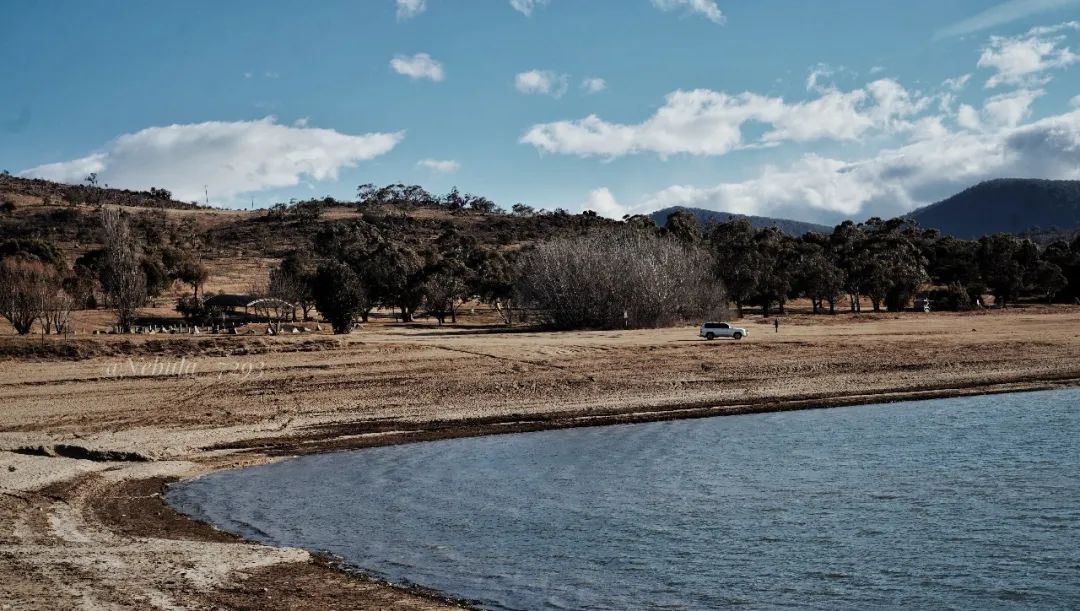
904,178,1080,239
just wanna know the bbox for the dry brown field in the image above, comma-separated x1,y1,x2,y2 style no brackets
1,305,1079,609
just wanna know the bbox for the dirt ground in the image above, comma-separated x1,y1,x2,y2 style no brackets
2,306,1079,609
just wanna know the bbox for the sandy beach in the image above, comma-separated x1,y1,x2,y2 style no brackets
2,306,1079,609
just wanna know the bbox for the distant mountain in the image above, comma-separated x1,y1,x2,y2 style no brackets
906,179,1080,239
649,206,831,236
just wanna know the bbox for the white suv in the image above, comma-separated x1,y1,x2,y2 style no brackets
700,322,748,340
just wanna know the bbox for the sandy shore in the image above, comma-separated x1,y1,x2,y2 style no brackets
2,307,1079,609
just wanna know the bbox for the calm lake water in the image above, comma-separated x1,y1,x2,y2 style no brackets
168,389,1080,610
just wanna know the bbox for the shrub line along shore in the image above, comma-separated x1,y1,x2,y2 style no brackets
2,309,1080,608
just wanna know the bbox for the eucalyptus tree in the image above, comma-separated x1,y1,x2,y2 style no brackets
708,218,760,317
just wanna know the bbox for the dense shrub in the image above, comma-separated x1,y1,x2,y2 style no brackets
311,261,368,333
928,282,974,311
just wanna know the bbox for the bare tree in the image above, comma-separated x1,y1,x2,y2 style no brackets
0,259,50,334
100,210,146,332
36,269,75,334
268,250,316,320
517,228,725,330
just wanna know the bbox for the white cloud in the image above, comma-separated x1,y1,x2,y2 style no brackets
935,0,1080,39
581,77,607,94
977,23,1079,87
515,70,569,97
1072,94,1080,107
416,158,460,173
651,0,725,24
869,66,886,75
396,0,426,20
982,88,1043,126
582,187,627,219
957,104,983,130
636,108,1080,223
21,117,403,204
390,53,445,82
522,80,935,158
942,74,972,91
951,87,1043,131
806,63,842,93
509,0,548,16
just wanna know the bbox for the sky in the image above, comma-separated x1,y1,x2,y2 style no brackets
2,0,1079,224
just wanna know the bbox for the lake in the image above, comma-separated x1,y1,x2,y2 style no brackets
168,389,1080,609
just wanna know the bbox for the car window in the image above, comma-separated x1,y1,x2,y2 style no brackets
720,323,729,329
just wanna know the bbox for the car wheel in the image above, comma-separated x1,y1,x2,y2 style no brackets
705,332,715,340
733,332,743,340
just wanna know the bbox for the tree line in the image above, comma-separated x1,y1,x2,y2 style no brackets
2,183,1078,336
694,213,1076,316
0,209,209,335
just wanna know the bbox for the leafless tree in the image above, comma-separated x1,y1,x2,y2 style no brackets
36,270,75,334
0,259,50,334
517,228,725,330
100,209,146,332
269,268,312,322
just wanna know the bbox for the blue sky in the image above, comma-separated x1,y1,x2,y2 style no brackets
2,0,1079,223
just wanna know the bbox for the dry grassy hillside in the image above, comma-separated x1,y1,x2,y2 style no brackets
0,175,610,280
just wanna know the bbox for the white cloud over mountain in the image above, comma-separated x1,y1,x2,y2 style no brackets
582,187,626,219
390,53,445,81
21,118,403,204
543,20,1080,223
626,108,1080,222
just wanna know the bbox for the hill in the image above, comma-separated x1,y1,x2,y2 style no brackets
0,174,616,291
649,206,832,236
906,179,1080,239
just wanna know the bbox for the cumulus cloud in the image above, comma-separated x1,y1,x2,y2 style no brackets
636,108,1080,223
395,0,426,20
390,53,445,81
581,77,607,94
982,88,1044,126
515,70,569,97
936,0,1080,39
977,23,1079,87
651,0,725,24
21,117,403,204
416,158,460,173
509,0,548,16
521,79,935,158
1072,94,1080,107
582,187,627,219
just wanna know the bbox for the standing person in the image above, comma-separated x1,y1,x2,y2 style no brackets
774,319,779,333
